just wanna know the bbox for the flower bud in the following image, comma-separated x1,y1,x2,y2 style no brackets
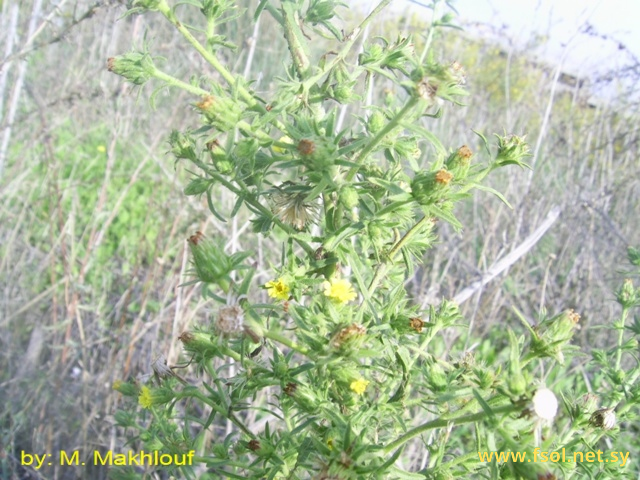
427,362,448,392
411,169,453,206
178,331,220,358
112,379,139,397
297,136,337,171
391,315,425,334
196,94,243,132
187,233,234,290
332,83,355,104
107,52,156,85
366,111,386,135
331,323,367,350
338,186,359,209
445,145,473,180
393,137,421,160
616,279,638,308
531,309,579,363
168,130,197,161
495,134,531,167
184,177,210,196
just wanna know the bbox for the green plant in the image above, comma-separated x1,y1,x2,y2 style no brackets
109,1,639,478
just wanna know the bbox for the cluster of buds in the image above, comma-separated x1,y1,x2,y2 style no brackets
107,52,156,86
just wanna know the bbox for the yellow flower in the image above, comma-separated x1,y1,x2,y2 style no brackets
350,378,370,395
266,278,290,301
97,145,106,153
322,278,357,304
138,386,154,409
272,135,293,154
112,379,122,390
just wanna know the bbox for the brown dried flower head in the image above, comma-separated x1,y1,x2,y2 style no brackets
435,169,453,185
215,305,244,336
409,317,424,333
298,139,316,156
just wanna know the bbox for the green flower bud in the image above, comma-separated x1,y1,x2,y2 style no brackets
178,331,220,358
616,279,638,308
332,83,355,104
445,145,473,180
393,137,421,160
531,309,580,363
330,323,367,351
107,52,156,86
508,372,527,397
627,246,640,267
297,136,337,171
391,315,425,334
283,382,320,413
184,177,210,196
196,94,243,132
187,233,233,289
411,169,453,206
168,130,197,161
473,366,495,390
427,362,448,392
611,369,625,385
495,134,531,167
112,380,139,397
339,186,359,209
367,111,385,135
359,43,384,66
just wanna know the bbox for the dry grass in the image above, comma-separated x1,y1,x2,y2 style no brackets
1,0,638,478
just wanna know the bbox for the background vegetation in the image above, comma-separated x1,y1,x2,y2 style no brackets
1,0,639,478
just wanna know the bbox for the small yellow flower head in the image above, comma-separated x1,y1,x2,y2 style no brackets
350,378,370,395
322,278,357,304
112,380,122,391
138,386,154,409
97,145,106,153
272,135,293,154
266,278,290,301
